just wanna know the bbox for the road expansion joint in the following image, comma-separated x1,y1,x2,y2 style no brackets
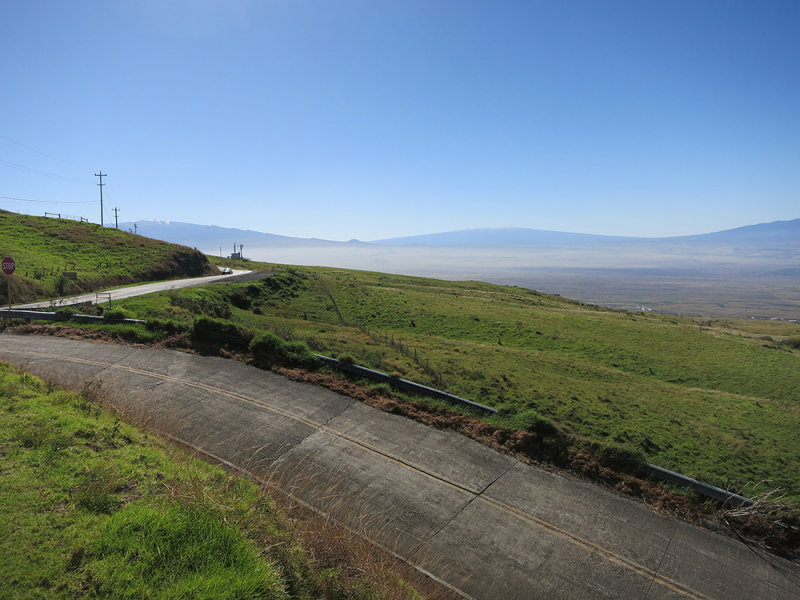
477,459,516,496
643,527,677,600
324,427,479,497
407,492,479,566
407,462,515,564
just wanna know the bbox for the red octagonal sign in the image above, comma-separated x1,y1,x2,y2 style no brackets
2,256,15,276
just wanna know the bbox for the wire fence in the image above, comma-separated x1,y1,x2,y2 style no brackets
44,212,89,222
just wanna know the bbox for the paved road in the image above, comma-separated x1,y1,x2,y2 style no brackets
1,334,797,600
3,269,253,310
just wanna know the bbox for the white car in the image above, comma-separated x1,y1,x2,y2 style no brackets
220,267,233,275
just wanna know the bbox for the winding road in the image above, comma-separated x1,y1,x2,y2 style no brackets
0,334,797,599
3,269,253,310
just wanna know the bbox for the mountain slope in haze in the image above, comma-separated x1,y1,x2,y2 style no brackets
119,220,362,254
121,218,799,250
370,228,629,246
372,218,800,247
679,218,800,244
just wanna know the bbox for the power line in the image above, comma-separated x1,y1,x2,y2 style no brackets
0,158,91,184
0,134,80,168
0,195,95,204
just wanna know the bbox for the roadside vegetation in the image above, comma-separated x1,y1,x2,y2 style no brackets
13,262,798,511
0,362,442,599
0,210,216,305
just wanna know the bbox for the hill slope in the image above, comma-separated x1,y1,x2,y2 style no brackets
0,211,217,304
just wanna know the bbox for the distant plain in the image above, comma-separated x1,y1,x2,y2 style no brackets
232,242,800,320
122,218,800,320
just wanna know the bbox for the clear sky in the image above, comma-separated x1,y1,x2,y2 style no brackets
2,0,798,241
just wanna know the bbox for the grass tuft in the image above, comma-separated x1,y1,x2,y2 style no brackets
88,503,287,599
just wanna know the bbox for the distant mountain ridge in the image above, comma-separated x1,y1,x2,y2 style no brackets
119,218,799,254
372,218,800,247
681,218,800,244
118,220,360,253
369,228,628,246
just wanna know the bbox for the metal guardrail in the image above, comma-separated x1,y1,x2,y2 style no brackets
0,308,756,506
641,463,754,506
315,354,498,415
0,309,144,324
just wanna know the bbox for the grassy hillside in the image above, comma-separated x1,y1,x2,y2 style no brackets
0,210,217,304
0,362,434,599
115,263,800,505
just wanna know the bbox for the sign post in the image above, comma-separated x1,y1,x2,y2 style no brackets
2,256,15,310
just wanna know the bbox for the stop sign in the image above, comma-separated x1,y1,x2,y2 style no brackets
1,256,15,276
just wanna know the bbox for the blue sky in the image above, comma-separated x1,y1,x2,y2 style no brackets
2,0,798,241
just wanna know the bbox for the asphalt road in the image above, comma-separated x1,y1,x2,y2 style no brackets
4,269,254,310
1,334,797,600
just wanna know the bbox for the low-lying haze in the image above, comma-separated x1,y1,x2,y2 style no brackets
123,219,800,320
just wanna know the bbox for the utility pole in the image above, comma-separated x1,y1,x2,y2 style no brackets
113,207,120,229
94,171,107,226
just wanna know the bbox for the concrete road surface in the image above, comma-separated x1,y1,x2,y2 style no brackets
0,334,797,600
4,269,252,310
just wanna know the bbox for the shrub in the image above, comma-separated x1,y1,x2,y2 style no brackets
284,341,318,368
54,273,75,296
170,294,232,319
250,332,319,370
502,408,560,437
337,354,356,364
145,318,189,336
103,307,134,321
781,337,800,350
229,290,251,310
192,317,251,349
249,332,285,369
595,442,645,472
73,468,123,514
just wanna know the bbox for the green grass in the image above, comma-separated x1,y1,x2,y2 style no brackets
0,210,217,304
0,362,426,599
113,264,800,505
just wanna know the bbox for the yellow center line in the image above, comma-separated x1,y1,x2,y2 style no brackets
16,349,714,600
